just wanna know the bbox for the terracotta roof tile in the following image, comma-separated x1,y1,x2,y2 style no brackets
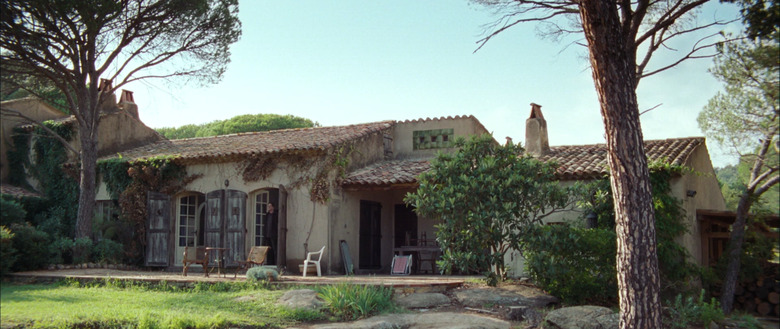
102,121,394,164
0,184,43,198
342,137,705,188
540,137,704,179
342,159,431,187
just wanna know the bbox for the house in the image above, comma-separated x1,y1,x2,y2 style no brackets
94,114,491,274
93,102,727,276
1,96,69,184
5,91,728,276
0,85,164,197
499,104,727,276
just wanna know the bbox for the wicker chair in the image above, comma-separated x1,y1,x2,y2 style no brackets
182,246,208,276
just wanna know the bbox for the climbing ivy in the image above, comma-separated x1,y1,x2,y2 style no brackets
7,127,31,187
575,161,698,292
238,141,357,204
97,155,200,264
3,121,79,266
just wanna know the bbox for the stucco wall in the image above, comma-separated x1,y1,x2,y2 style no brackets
393,116,491,159
95,126,393,274
334,188,427,274
0,97,67,181
672,142,726,265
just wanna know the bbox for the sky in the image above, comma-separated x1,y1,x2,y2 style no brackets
125,1,744,168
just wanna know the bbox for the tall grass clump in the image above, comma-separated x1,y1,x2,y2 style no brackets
316,283,395,320
663,289,725,329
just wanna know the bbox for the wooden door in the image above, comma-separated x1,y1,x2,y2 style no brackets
146,191,170,267
359,200,382,269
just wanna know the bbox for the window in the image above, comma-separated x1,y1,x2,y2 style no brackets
412,128,454,150
253,191,270,246
94,200,118,240
178,195,198,247
95,200,117,222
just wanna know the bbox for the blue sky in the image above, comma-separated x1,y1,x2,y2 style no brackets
126,1,743,168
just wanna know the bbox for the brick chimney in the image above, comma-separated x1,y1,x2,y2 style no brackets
118,89,139,120
97,79,116,113
525,103,549,155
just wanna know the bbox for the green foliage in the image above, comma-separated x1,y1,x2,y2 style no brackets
6,127,31,187
8,223,49,271
0,198,27,226
98,157,133,200
523,224,617,305
1,226,17,276
246,266,279,281
576,163,697,289
405,134,568,282
698,36,778,204
716,164,780,214
96,156,200,264
316,284,396,321
664,290,725,329
156,113,318,139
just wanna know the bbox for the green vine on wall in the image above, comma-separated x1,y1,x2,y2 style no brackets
7,127,31,188
98,156,201,264
6,122,79,238
579,160,698,291
237,141,357,204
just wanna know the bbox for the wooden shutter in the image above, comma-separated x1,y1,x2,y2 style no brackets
277,185,288,267
205,190,224,251
146,191,171,267
224,189,246,267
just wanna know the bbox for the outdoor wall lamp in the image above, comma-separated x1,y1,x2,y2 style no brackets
686,190,697,197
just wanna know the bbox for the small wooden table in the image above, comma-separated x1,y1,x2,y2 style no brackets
205,247,228,278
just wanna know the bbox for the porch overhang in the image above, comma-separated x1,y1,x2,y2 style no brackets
342,159,430,191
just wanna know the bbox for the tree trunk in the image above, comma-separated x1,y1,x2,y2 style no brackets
578,1,662,328
74,114,98,249
719,193,753,313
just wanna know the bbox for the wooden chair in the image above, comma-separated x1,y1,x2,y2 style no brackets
235,246,270,278
303,246,325,277
182,246,208,276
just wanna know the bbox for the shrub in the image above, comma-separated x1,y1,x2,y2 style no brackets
9,223,50,271
0,198,27,226
316,283,395,320
523,224,617,305
246,266,279,281
1,226,17,275
92,239,123,264
72,237,93,264
664,290,725,329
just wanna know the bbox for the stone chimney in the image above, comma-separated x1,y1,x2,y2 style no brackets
525,103,549,155
118,89,139,120
97,79,116,113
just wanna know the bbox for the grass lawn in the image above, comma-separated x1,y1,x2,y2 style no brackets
0,280,321,329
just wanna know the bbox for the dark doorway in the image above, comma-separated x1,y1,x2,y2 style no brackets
251,189,279,265
394,204,417,247
359,200,382,269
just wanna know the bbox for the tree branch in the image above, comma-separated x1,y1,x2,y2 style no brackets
0,108,79,156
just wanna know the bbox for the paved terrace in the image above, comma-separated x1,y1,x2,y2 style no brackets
7,269,472,292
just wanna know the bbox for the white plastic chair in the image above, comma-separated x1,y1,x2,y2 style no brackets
303,246,325,277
